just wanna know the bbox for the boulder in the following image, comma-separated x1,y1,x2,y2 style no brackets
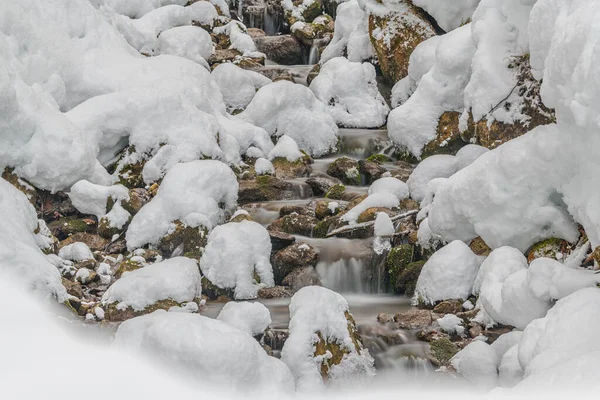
324,183,346,200
272,242,318,284
433,300,464,315
526,237,570,263
258,285,292,299
306,174,343,195
269,230,296,254
48,217,94,240
271,156,311,179
282,266,321,292
428,337,459,367
156,220,207,259
238,176,309,203
58,233,109,252
394,309,439,330
326,157,361,186
254,35,304,65
359,160,386,184
268,213,317,236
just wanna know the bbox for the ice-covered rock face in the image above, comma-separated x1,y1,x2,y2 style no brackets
310,57,390,128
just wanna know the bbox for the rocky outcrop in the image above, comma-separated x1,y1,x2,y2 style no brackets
272,242,318,284
254,35,304,65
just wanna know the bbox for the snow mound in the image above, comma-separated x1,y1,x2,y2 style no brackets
414,240,482,304
200,221,274,300
368,177,409,200
281,286,375,391
58,242,94,262
213,21,257,54
0,179,67,301
114,311,295,393
412,0,480,32
341,192,400,225
241,81,339,157
157,26,213,69
255,158,275,176
126,160,238,250
101,257,201,311
68,180,128,219
437,314,465,335
267,135,304,162
451,340,499,390
212,63,272,113
455,144,489,170
217,301,272,336
310,57,389,128
406,155,458,202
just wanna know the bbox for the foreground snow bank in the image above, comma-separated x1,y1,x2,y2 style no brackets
200,221,274,300
114,311,295,393
310,57,389,128
217,301,272,336
126,161,238,250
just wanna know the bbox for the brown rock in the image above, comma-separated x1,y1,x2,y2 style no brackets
358,160,386,184
394,309,439,330
433,299,463,315
356,207,394,224
269,230,296,254
254,35,304,65
267,213,317,236
59,233,109,252
272,242,318,284
258,285,292,299
377,313,394,324
306,173,343,196
468,323,483,338
279,205,313,218
208,48,242,65
469,236,492,256
62,277,84,298
282,266,321,292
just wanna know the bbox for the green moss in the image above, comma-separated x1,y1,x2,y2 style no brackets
325,184,346,200
387,244,414,290
104,299,184,322
526,237,567,262
114,258,144,279
313,217,336,238
366,154,392,163
158,221,207,257
429,337,459,366
395,260,424,296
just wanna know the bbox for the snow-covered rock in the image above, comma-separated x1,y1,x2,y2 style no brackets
414,240,482,304
217,301,272,336
114,311,295,393
101,257,202,312
126,160,238,250
368,177,410,200
281,286,375,391
310,57,389,128
341,192,400,225
68,181,128,219
200,221,274,300
212,63,272,113
58,242,95,262
241,81,339,157
255,158,275,176
157,26,213,69
451,340,499,390
267,135,304,162
412,0,480,32
406,155,458,202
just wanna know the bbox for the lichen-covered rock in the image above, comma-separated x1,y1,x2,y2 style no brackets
314,200,340,220
271,156,311,179
312,216,337,238
526,237,570,263
387,244,413,285
114,257,145,280
394,309,439,330
48,217,94,240
238,176,309,203
327,157,362,186
368,1,436,82
306,174,343,195
157,220,207,259
324,183,346,200
272,242,318,284
469,236,492,256
428,337,459,367
267,213,317,236
58,232,109,252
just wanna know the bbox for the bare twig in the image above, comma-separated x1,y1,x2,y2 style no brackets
326,210,418,237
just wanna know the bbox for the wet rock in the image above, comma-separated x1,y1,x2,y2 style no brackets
103,299,184,322
271,156,311,179
238,176,310,203
58,232,109,252
282,266,321,292
368,3,436,82
377,313,394,324
62,277,84,298
312,216,337,238
428,337,459,367
307,63,320,86
359,324,406,347
389,161,415,182
247,28,266,39
122,188,150,215
48,217,94,240
394,309,439,330
433,300,463,315
279,205,313,218
386,244,416,294
269,230,296,254
157,220,207,259
356,207,394,224
272,242,318,284
469,236,492,257
326,157,361,186
324,183,346,200
255,35,304,65
314,200,340,220
208,48,242,65
268,213,317,236
526,237,570,263
306,173,342,196
359,160,386,184
258,285,292,299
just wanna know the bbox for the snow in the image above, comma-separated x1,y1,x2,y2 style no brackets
387,24,476,158
281,286,375,391
406,155,458,202
320,0,375,64
58,242,95,262
455,144,489,170
451,340,499,390
412,0,480,32
328,202,340,214
341,192,400,225
374,213,394,237
437,314,465,335
213,21,257,54
126,160,238,250
200,221,274,300
473,246,526,295
368,177,409,200
101,257,202,311
217,301,272,336
241,81,339,158
100,0,189,19
75,267,92,284
212,63,272,113
255,158,275,176
310,57,389,128
414,240,482,305
157,26,213,69
498,345,523,388
114,311,295,393
267,135,304,162
68,180,128,219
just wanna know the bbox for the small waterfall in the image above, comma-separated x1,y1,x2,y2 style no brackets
317,258,366,293
263,5,281,35
308,44,320,65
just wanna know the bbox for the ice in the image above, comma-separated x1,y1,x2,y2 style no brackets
406,154,458,202
58,242,95,262
255,158,275,176
310,57,389,128
281,286,375,391
101,257,202,311
126,160,238,250
212,63,272,113
200,221,274,300
241,81,339,157
114,311,295,393
414,240,482,305
217,301,272,336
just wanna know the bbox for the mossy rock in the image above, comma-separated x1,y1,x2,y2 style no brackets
230,213,254,223
421,111,474,159
103,299,186,322
114,258,145,279
469,236,492,257
271,156,311,179
117,160,146,189
2,167,37,205
268,214,317,237
325,183,346,200
157,220,207,258
313,217,337,238
396,261,424,296
526,237,570,263
238,175,299,203
356,207,394,224
315,200,339,220
429,337,459,367
326,157,362,186
48,217,93,240
386,244,415,293
366,154,392,163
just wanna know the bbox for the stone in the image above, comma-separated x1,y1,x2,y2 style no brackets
356,207,394,224
326,157,362,186
377,313,394,324
526,237,570,263
254,35,304,65
208,48,242,65
269,230,296,254
314,200,340,220
114,258,144,280
103,299,185,322
2,167,36,205
58,232,109,252
324,183,346,200
306,174,342,196
358,160,386,184
262,328,289,352
394,309,439,330
468,323,483,338
279,205,313,218
247,28,266,39
389,161,415,182
282,266,321,292
267,213,317,237
428,337,459,367
258,285,292,299
105,239,127,254
230,212,254,223
62,277,84,298
238,175,307,203
272,242,318,284
97,216,126,240
312,216,337,238
157,220,207,259
433,299,463,315
48,217,94,240
122,188,150,215
271,156,311,179
469,236,492,256
400,198,420,211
